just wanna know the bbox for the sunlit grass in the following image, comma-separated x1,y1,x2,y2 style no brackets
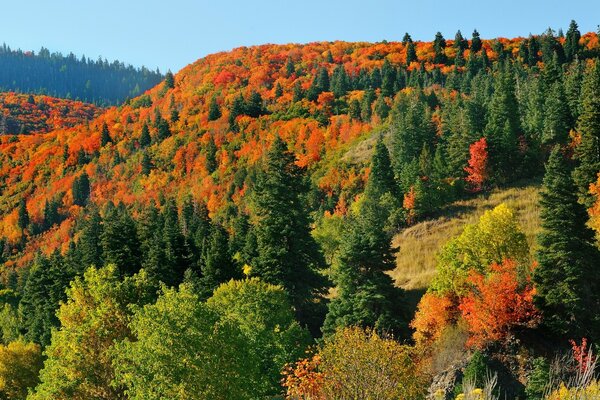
392,179,542,291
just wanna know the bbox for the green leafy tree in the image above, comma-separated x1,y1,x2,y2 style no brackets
207,278,310,397
29,266,153,400
113,284,259,400
252,137,328,334
534,147,600,339
0,341,42,400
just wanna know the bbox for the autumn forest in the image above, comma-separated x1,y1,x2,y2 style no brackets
0,20,600,400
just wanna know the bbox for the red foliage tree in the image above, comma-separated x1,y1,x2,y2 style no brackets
459,259,540,348
464,137,489,192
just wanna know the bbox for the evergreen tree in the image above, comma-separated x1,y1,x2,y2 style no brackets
533,147,600,339
573,61,600,207
367,136,398,199
471,29,482,53
139,122,151,147
141,151,152,175
433,32,447,64
156,115,171,141
17,199,29,231
564,20,581,62
252,137,328,334
285,57,295,77
161,199,190,286
100,122,112,146
406,41,417,65
72,172,90,206
100,203,141,275
245,91,264,118
331,64,349,98
542,80,570,145
78,207,103,269
164,70,175,89
198,224,240,300
229,93,245,131
274,82,283,98
292,81,303,102
205,135,218,174
323,152,407,336
374,94,390,120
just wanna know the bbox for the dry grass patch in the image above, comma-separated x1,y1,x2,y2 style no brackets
392,180,542,291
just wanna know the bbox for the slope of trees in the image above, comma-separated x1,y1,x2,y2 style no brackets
0,44,163,106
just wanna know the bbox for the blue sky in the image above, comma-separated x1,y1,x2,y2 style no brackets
2,0,598,73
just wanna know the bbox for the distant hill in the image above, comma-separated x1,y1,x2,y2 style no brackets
0,92,101,135
0,44,163,106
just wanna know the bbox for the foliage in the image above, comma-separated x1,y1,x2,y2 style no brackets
464,137,489,192
113,284,259,400
0,341,42,400
283,327,426,400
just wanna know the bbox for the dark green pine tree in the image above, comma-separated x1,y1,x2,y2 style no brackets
100,122,112,146
541,80,570,145
485,64,521,182
164,70,175,89
406,40,417,65
292,81,304,102
380,59,396,97
208,96,221,121
137,201,169,286
274,82,283,98
20,253,72,346
323,148,407,336
139,122,151,147
533,147,600,339
471,29,482,53
228,93,245,131
367,136,398,199
573,61,600,207
78,207,103,269
285,57,295,77
198,224,240,300
374,94,390,120
17,198,29,231
245,91,264,118
331,64,349,98
156,115,171,141
433,32,447,64
564,20,581,62
141,151,152,175
72,172,91,206
205,136,218,174
252,137,329,334
100,202,141,275
161,199,190,285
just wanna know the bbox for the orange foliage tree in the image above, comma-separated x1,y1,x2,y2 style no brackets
458,259,540,348
464,137,489,192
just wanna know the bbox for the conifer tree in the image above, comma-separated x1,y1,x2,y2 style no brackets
17,199,29,231
141,151,152,175
72,172,90,206
198,224,240,300
139,122,151,147
406,40,417,65
433,32,447,64
534,147,600,339
100,203,141,276
573,61,600,207
78,207,103,269
161,199,190,286
100,122,112,146
324,144,407,336
564,20,581,62
252,137,328,334
471,29,482,53
164,70,175,89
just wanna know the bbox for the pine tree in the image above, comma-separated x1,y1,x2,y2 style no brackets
78,207,103,269
141,151,152,175
164,70,175,89
139,122,151,147
406,41,417,65
573,61,600,207
471,29,482,53
366,136,398,199
156,115,171,141
285,57,295,77
161,199,190,286
198,224,240,300
542,80,570,145
374,94,390,120
252,137,328,334
17,198,29,231
100,203,141,276
564,20,581,62
205,136,218,174
246,91,264,118
72,172,91,206
331,64,349,98
323,146,407,336
274,82,283,98
433,32,447,64
533,147,600,339
100,123,112,146
229,93,245,131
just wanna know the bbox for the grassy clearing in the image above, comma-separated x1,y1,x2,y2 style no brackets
391,179,542,292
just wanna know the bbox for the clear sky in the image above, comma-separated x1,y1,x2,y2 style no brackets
2,0,598,73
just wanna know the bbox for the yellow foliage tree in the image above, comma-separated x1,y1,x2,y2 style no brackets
0,341,42,400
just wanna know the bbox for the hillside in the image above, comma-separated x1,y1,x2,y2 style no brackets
0,44,163,105
0,92,101,135
392,180,541,291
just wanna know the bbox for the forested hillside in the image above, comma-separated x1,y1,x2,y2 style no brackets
0,92,101,135
0,44,163,105
1,21,600,399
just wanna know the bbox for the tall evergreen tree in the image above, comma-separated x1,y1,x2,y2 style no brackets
100,203,141,276
78,207,103,269
72,172,90,206
17,198,29,231
198,224,239,300
207,95,221,121
564,20,581,62
573,61,600,207
533,147,600,339
100,122,112,147
161,199,190,286
433,32,447,64
252,137,328,334
139,122,151,147
471,29,482,53
323,145,407,336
